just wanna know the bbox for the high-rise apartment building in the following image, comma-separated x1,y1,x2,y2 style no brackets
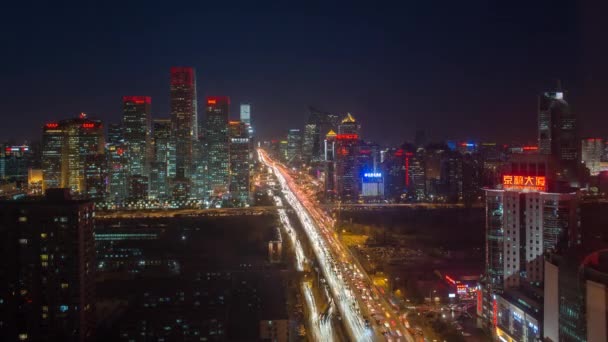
228,121,251,204
170,67,197,179
203,96,230,195
0,189,96,341
324,130,337,197
122,96,151,177
41,114,105,194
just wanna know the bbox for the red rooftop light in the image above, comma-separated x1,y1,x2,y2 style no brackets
123,96,151,105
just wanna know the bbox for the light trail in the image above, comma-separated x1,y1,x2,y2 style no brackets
302,283,334,342
259,149,373,342
273,195,306,272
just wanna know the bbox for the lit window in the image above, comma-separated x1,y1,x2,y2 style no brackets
19,239,28,245
18,217,27,222
40,233,47,239
18,333,28,340
40,254,48,261
41,262,48,267
61,283,69,289
59,305,68,312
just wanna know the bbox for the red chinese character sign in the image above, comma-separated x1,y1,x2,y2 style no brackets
503,175,546,191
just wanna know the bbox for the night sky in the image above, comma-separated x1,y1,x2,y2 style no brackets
1,1,607,145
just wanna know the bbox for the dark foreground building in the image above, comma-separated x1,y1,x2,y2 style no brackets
0,189,96,341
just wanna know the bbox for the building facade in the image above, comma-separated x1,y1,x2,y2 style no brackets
122,96,151,178
170,67,197,179
203,96,230,196
0,189,96,341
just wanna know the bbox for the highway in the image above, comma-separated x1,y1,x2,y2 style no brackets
259,149,413,342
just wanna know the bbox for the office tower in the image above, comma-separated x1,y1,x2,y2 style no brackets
538,89,579,184
107,123,123,145
407,149,426,201
324,130,337,197
544,251,608,342
240,104,251,125
203,96,230,195
1,144,32,183
439,151,463,202
462,153,482,205
170,67,197,179
41,123,64,190
382,148,406,201
278,140,288,163
335,113,360,202
83,154,107,199
122,96,151,177
484,186,577,291
228,121,251,204
41,114,105,194
152,119,171,163
302,107,340,163
106,144,128,201
151,118,172,194
286,129,301,164
152,119,176,179
129,175,148,200
0,189,96,341
482,182,578,333
148,161,168,200
581,138,603,176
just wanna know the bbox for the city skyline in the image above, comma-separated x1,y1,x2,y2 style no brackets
2,2,607,145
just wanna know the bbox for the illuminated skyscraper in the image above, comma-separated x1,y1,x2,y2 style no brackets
122,96,151,177
324,130,337,197
107,123,123,145
203,96,230,195
229,121,251,204
170,67,197,179
335,113,360,202
538,89,579,185
153,119,171,164
41,114,104,194
41,123,64,190
84,154,107,199
482,180,578,323
302,107,339,163
286,129,302,164
106,144,128,201
581,138,603,176
240,104,251,125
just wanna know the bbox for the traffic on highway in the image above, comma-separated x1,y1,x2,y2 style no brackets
259,149,414,342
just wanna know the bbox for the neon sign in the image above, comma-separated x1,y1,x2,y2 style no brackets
336,134,358,140
502,175,546,191
45,123,59,129
364,172,382,178
207,99,217,105
82,123,95,129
